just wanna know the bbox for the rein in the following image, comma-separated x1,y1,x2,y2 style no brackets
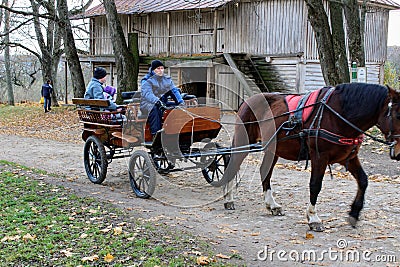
177,89,397,148
322,99,396,147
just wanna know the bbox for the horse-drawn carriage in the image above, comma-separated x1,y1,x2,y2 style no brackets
73,83,400,232
72,93,230,198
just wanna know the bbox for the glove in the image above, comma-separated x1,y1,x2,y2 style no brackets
157,100,167,110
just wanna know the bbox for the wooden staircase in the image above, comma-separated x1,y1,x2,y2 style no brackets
223,53,269,96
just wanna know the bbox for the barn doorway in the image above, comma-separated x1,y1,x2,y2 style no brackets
180,67,207,104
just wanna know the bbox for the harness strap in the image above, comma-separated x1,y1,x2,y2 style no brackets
279,129,364,146
303,129,364,146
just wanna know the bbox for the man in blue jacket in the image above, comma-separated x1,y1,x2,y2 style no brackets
140,60,184,137
41,79,53,113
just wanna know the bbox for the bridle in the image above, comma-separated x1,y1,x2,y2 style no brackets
385,100,400,141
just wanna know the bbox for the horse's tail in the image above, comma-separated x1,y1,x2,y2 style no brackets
211,100,259,187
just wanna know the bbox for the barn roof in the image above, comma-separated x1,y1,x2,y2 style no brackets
82,0,234,18
80,0,400,19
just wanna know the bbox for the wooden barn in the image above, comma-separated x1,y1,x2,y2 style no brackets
79,0,400,110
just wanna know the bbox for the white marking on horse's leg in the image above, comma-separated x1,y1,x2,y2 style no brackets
306,204,322,224
264,189,281,210
223,180,235,210
224,180,234,202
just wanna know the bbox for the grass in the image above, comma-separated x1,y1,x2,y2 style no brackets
0,162,240,267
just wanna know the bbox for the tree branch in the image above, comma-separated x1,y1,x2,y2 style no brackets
0,18,33,37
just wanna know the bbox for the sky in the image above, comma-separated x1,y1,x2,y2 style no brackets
388,9,400,46
388,0,400,46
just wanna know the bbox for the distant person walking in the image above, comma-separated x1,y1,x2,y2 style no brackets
41,79,53,113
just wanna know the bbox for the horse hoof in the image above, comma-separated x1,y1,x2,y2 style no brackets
308,222,325,232
347,216,358,228
224,202,235,210
268,207,285,216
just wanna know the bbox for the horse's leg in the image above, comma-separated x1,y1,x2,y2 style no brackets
344,156,368,228
261,153,284,215
306,157,328,232
223,179,236,210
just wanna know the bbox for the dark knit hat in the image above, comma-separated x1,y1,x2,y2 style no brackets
151,60,164,71
93,67,107,79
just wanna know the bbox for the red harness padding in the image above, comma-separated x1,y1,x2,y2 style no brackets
338,136,364,146
285,89,321,122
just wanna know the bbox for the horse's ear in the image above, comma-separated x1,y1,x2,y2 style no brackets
385,84,400,102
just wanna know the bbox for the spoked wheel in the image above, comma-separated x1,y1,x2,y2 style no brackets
201,144,230,184
83,136,108,184
129,150,156,198
151,152,174,174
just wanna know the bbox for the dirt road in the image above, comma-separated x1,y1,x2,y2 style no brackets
1,134,399,266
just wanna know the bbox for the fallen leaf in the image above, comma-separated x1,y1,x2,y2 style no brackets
104,253,114,263
216,253,231,259
80,233,88,239
23,233,36,242
306,232,314,239
82,255,99,262
1,235,21,242
60,249,73,257
113,226,123,235
197,256,211,265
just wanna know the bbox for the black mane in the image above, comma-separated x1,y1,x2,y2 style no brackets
334,83,388,121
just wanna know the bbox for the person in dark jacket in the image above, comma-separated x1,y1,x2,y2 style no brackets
140,60,184,137
84,67,118,110
41,79,53,113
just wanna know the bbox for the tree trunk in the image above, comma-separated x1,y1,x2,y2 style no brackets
103,0,136,104
128,32,139,91
30,0,60,106
343,0,366,67
329,1,350,83
57,0,86,98
305,0,340,86
4,0,14,105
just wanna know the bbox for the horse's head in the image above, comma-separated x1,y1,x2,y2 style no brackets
377,86,400,160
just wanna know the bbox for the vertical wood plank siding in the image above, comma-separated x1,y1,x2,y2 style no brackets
89,0,391,102
222,0,305,54
92,0,389,64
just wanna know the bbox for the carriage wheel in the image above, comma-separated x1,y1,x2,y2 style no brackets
151,152,173,174
201,144,230,184
129,150,156,198
83,135,108,184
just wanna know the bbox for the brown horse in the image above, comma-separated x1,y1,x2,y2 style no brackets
214,83,400,231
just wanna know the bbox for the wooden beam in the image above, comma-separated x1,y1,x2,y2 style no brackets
223,53,254,97
213,9,218,55
146,14,150,56
167,12,171,57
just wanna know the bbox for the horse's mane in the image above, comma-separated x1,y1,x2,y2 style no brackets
334,83,388,121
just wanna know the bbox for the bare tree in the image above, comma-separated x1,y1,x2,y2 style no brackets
305,0,340,85
2,0,14,105
343,0,366,67
0,0,92,101
57,0,86,98
30,0,62,106
103,0,137,103
305,0,367,85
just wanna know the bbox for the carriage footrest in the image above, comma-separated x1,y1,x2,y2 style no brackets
111,132,139,144
83,128,106,135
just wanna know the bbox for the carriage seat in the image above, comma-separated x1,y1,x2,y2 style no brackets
122,91,141,104
181,93,197,100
